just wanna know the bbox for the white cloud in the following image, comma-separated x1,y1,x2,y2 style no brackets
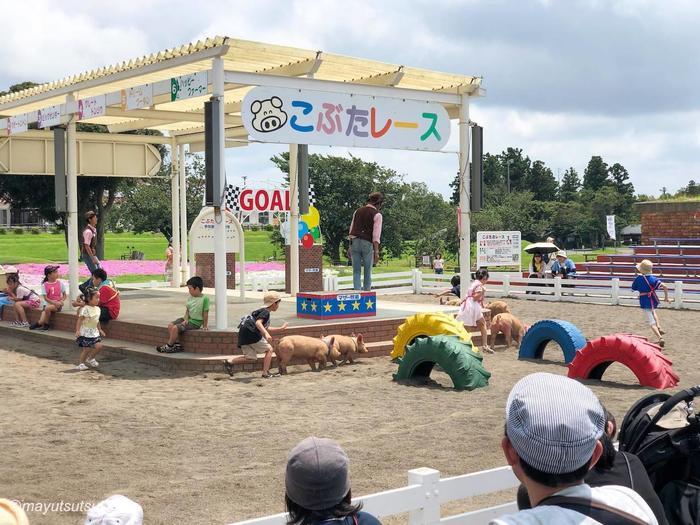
1,0,698,197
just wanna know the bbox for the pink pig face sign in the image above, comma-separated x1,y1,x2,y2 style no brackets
250,96,287,133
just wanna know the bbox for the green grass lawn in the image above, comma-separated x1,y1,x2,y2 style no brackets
0,230,280,264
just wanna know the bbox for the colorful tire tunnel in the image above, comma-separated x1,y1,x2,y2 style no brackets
391,313,490,391
518,320,679,389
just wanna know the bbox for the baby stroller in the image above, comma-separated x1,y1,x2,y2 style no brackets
619,385,700,525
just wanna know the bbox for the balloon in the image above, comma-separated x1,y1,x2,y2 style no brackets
301,206,320,229
309,226,321,240
298,221,309,239
301,233,314,248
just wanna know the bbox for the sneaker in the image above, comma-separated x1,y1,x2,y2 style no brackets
223,360,235,377
75,363,90,371
481,345,495,354
36,324,49,331
29,322,40,330
156,344,173,353
10,321,29,328
659,328,666,336
261,372,280,378
87,358,99,368
658,338,665,348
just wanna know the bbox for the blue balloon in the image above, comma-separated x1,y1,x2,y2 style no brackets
298,221,309,239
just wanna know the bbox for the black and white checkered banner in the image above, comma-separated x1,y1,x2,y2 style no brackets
224,184,316,212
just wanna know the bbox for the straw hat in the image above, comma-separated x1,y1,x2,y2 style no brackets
636,259,653,275
263,291,282,307
555,250,567,258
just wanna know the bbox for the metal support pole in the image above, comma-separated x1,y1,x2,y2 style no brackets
212,56,228,329
289,144,300,295
458,93,471,296
66,93,80,305
179,144,189,283
170,138,181,288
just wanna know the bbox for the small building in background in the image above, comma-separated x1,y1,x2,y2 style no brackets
620,224,642,245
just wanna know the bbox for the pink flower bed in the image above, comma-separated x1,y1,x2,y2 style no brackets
13,260,286,285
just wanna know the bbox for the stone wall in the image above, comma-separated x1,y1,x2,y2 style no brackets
285,244,323,293
194,252,237,289
635,201,700,244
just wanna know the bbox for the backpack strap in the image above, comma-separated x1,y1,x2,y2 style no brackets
538,495,648,525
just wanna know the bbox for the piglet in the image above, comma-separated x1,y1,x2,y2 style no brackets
323,334,367,365
276,335,338,374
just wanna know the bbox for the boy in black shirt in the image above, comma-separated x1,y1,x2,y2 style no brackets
224,291,288,378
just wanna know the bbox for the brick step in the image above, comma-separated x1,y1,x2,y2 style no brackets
0,324,498,373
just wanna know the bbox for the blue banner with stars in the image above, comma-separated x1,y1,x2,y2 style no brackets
296,291,377,319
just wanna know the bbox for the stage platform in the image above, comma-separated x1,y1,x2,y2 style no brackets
1,287,494,373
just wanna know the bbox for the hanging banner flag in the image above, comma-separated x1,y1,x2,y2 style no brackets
7,114,28,135
37,105,62,128
606,215,616,240
171,72,208,101
121,84,153,110
241,87,450,152
78,95,106,120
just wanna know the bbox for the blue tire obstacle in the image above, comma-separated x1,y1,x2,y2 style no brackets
518,319,586,364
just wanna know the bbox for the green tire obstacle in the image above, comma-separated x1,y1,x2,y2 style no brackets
392,335,491,391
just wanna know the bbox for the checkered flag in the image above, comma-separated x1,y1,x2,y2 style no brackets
308,184,316,207
224,184,241,212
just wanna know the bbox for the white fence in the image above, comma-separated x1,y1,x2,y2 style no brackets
229,466,519,525
322,271,700,310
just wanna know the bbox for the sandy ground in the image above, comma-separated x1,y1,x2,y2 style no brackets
1,297,699,525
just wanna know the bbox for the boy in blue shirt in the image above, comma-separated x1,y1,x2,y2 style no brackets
631,259,669,347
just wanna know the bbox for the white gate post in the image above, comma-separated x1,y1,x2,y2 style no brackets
554,277,562,301
611,278,620,305
674,281,683,309
413,268,423,294
407,468,441,525
503,274,511,297
333,275,339,291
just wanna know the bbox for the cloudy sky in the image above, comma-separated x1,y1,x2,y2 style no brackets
1,0,698,197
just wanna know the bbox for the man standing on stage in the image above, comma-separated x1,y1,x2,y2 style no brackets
348,192,384,291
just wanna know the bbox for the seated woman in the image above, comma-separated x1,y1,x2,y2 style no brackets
285,437,382,525
550,250,577,279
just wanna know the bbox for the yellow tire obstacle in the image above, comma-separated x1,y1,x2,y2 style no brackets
391,312,474,360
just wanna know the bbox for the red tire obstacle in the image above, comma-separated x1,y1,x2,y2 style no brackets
568,334,679,389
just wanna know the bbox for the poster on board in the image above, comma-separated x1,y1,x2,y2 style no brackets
476,231,521,268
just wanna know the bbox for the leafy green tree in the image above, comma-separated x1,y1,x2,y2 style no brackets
527,160,558,201
608,162,636,215
558,167,581,202
270,153,405,262
583,156,609,191
500,148,531,193
114,154,205,238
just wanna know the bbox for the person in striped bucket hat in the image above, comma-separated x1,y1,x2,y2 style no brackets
492,373,658,524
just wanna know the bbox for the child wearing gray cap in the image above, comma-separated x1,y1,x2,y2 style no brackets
285,437,381,525
493,373,658,525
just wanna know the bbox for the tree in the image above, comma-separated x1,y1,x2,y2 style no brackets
527,160,558,201
500,147,531,193
608,162,635,216
558,167,581,202
114,154,205,238
583,156,609,191
270,153,405,262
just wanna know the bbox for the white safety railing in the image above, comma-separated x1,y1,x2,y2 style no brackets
322,270,700,310
228,465,519,525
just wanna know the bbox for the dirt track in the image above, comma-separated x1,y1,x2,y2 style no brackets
1,297,697,524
